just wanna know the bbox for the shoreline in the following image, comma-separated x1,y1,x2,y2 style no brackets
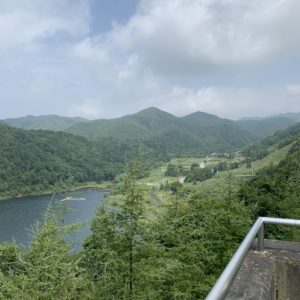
0,181,113,201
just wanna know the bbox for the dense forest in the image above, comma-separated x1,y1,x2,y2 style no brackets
239,139,300,240
0,108,259,199
0,134,299,299
242,122,300,160
0,123,145,198
0,112,300,299
236,115,299,139
66,107,256,155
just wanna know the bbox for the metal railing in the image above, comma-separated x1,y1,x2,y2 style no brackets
206,217,300,300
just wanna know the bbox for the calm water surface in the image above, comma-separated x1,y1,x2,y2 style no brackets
0,189,109,248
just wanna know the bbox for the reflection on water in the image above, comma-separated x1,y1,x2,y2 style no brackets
0,189,108,249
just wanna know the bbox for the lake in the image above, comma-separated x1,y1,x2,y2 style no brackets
0,189,109,249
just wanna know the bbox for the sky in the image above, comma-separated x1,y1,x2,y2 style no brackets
0,0,300,120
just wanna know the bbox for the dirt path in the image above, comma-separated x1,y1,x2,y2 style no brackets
148,190,161,206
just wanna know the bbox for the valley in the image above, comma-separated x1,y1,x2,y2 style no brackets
0,107,299,299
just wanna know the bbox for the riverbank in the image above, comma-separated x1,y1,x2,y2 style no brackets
0,181,113,201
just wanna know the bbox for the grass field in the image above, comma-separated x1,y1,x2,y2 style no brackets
138,143,293,197
105,143,293,211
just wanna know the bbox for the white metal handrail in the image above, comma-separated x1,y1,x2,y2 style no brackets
206,217,300,300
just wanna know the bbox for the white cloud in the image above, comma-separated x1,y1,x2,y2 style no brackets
67,100,102,119
0,0,90,52
1,0,300,120
152,85,300,119
100,0,300,74
287,84,300,95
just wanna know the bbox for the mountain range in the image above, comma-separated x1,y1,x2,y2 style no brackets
2,108,300,156
65,107,255,154
237,113,300,138
1,107,300,198
4,115,89,131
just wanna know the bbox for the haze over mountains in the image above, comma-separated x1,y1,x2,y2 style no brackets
3,108,300,140
64,107,256,154
237,113,300,139
4,115,89,131
2,107,300,157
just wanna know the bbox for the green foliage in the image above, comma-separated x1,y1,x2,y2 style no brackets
237,116,296,139
66,107,256,156
82,158,251,299
164,163,179,177
185,167,213,183
82,160,160,299
2,121,299,298
0,242,22,276
169,181,183,193
154,192,251,299
0,123,144,198
242,122,300,160
239,141,300,240
0,210,92,300
190,162,199,170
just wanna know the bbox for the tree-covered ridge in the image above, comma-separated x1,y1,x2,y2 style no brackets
237,116,296,139
0,131,299,298
0,161,251,299
66,107,256,155
242,122,300,160
239,140,300,239
4,115,89,131
237,112,300,139
0,123,141,198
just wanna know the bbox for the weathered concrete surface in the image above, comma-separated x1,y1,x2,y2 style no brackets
225,240,300,300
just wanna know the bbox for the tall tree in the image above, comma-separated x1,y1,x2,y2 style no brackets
82,159,155,299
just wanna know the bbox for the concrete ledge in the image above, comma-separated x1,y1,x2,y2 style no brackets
225,240,300,300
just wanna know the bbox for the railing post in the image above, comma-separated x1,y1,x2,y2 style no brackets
258,222,264,251
206,217,300,299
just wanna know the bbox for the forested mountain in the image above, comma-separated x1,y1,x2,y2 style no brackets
66,107,255,155
237,113,300,139
1,116,299,299
65,107,177,140
242,122,300,160
4,115,89,131
239,139,300,240
0,123,140,197
276,112,300,122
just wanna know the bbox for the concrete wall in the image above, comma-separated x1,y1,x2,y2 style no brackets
225,240,300,300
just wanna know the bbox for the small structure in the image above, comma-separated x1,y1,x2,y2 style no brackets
60,196,86,202
178,176,185,184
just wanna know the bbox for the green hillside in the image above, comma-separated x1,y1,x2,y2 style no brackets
1,114,299,299
4,115,89,131
65,107,176,140
0,123,139,198
181,111,255,148
237,116,296,139
276,112,300,122
239,140,300,240
237,112,300,139
242,122,300,160
66,107,256,155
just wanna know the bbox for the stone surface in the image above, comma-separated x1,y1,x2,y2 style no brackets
225,240,300,300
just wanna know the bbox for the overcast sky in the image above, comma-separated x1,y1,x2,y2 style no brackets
0,0,299,120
